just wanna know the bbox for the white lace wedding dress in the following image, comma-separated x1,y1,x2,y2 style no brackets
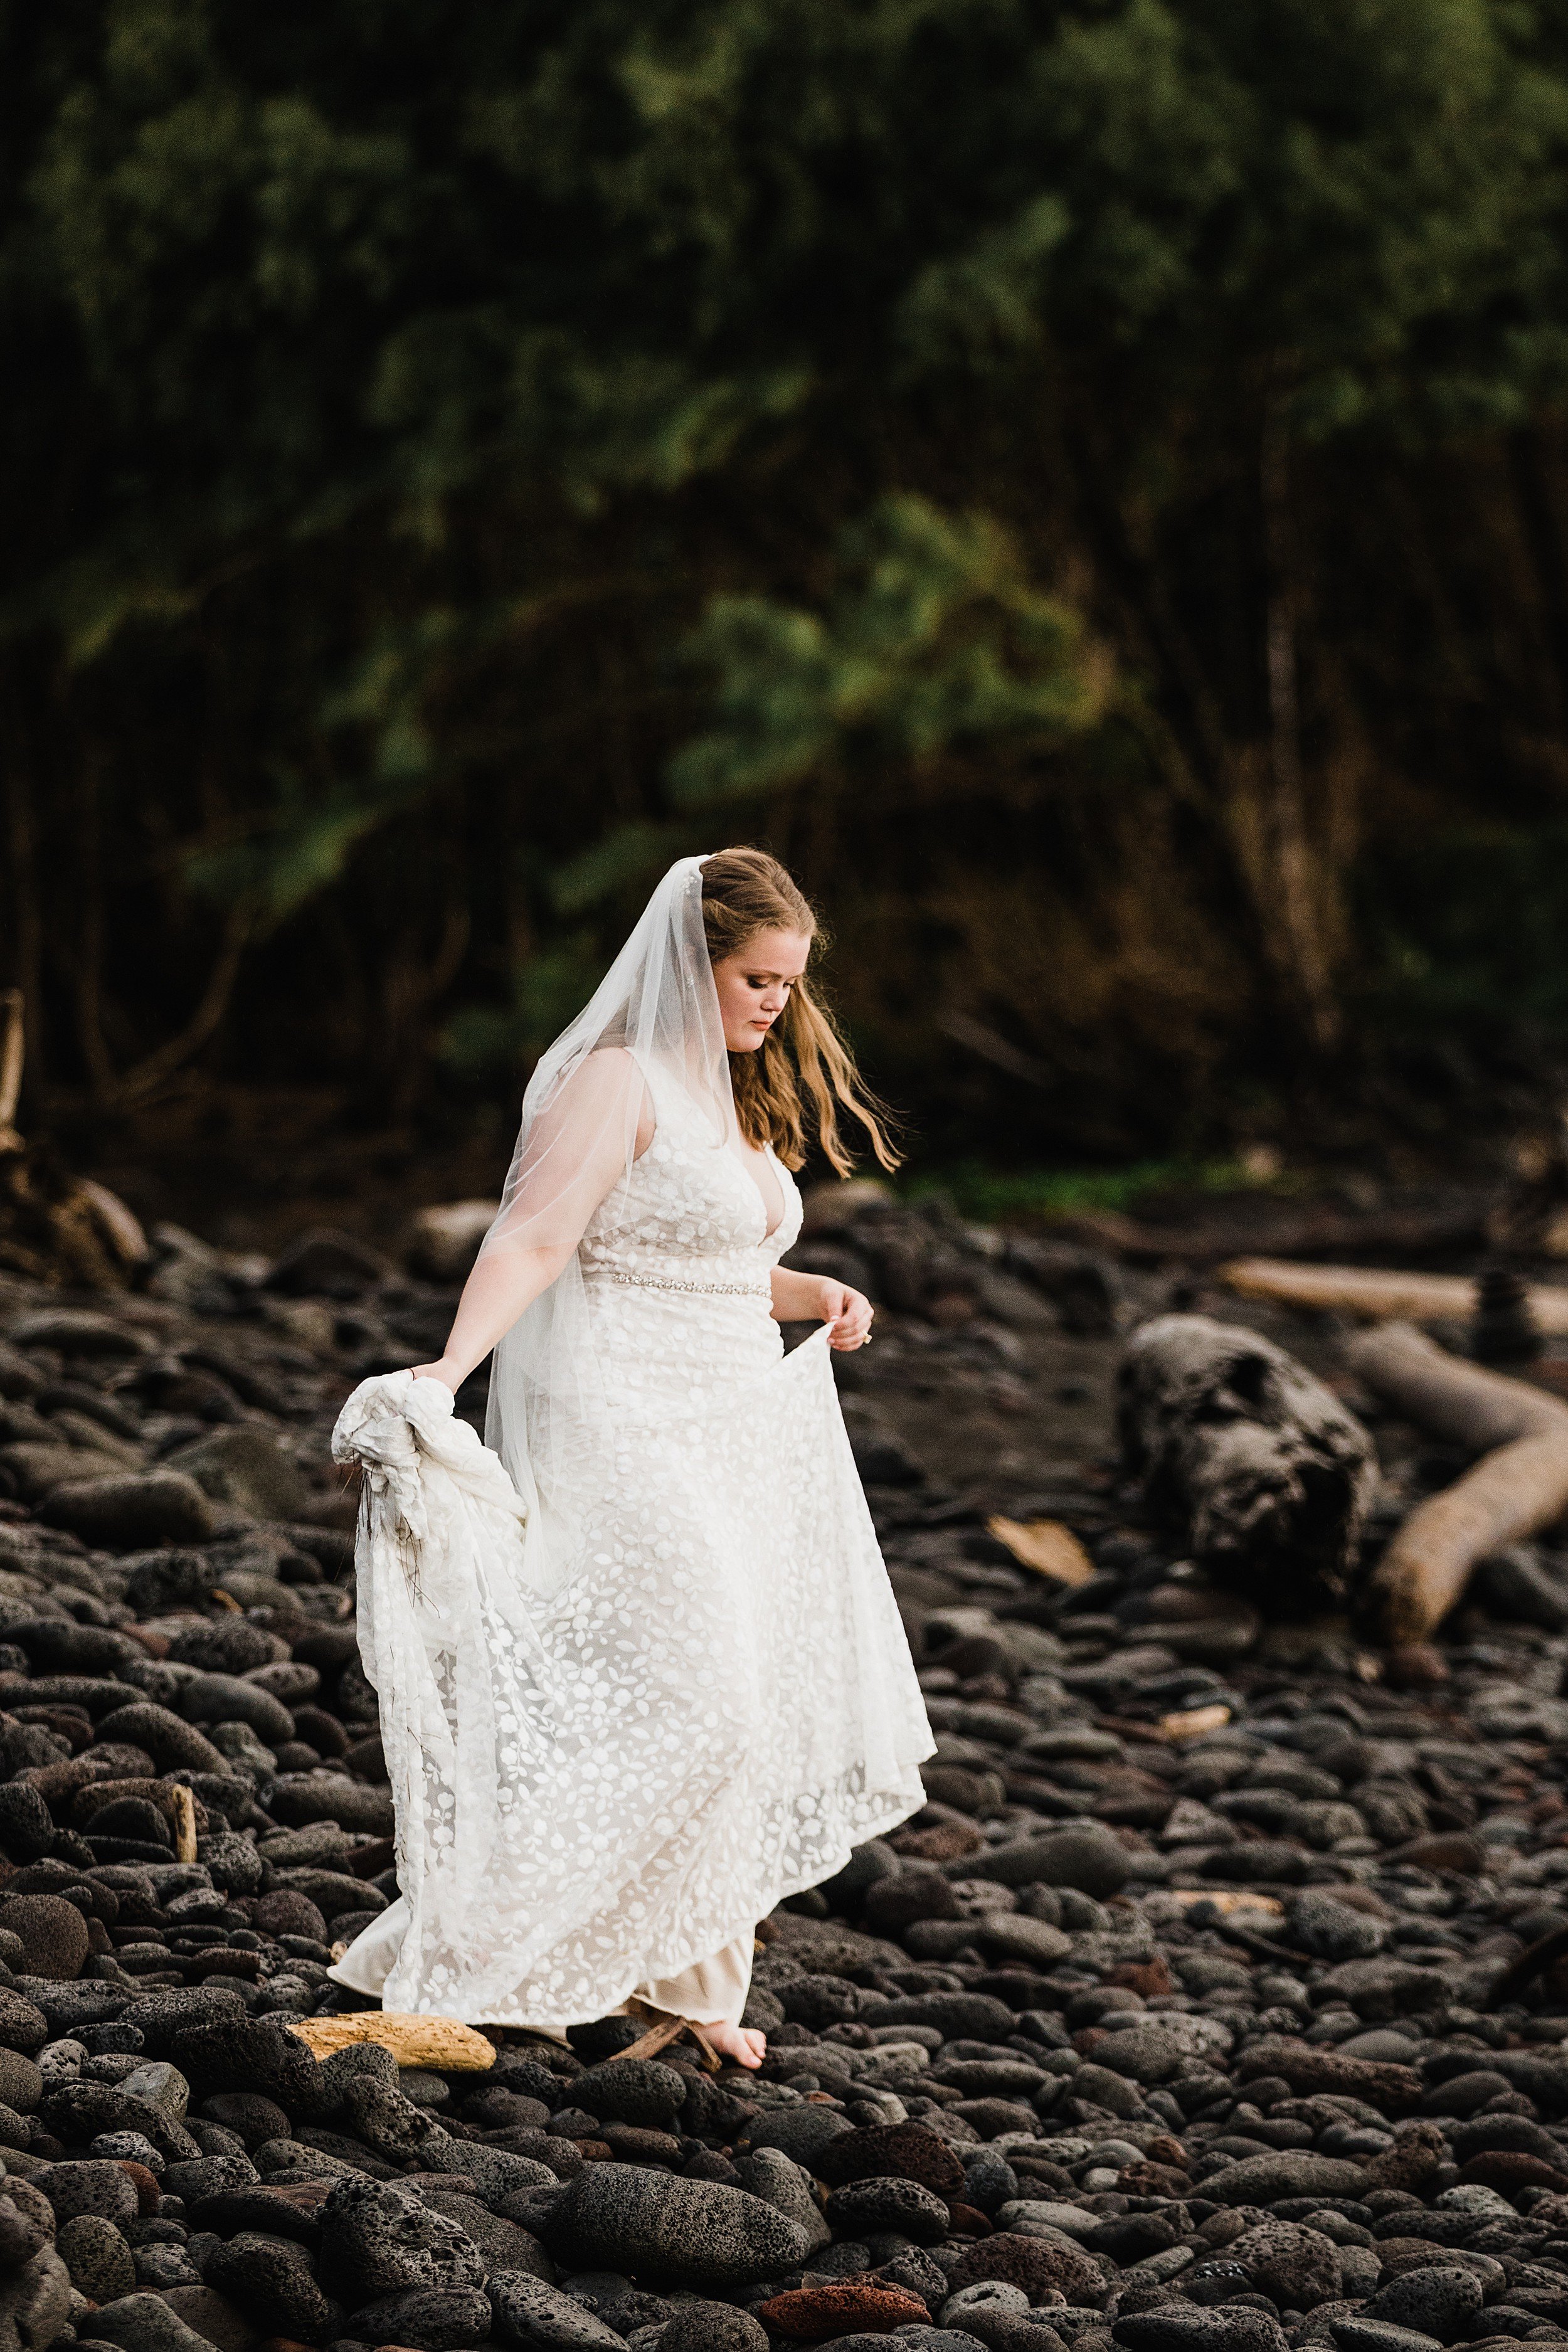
329,1059,933,2031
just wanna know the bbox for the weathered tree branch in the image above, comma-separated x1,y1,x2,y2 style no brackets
1345,1320,1568,1643
0,990,23,1146
1223,1255,1568,1335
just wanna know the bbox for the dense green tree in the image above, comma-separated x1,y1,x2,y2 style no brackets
7,0,1568,1183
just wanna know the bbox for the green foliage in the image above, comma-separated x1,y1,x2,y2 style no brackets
9,0,1568,1157
440,933,606,1078
907,1156,1268,1220
669,495,1104,805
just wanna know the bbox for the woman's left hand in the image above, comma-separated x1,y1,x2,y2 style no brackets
819,1280,874,1350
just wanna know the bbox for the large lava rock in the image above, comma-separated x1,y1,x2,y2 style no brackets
543,2164,813,2287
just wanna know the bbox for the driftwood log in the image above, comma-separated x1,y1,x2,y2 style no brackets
1222,1254,1568,1335
1118,1313,1378,1604
0,990,147,1288
1345,1320,1568,1643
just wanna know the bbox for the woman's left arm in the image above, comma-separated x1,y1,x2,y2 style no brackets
770,1267,874,1349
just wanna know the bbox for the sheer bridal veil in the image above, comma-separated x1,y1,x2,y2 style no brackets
477,854,735,1581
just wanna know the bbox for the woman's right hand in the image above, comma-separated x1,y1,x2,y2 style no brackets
409,1359,463,1391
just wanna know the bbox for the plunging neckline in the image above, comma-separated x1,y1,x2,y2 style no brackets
734,1142,785,1240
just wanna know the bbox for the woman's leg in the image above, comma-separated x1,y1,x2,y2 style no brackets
622,1932,765,2067
632,1932,755,2024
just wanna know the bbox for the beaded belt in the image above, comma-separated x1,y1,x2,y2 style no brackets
591,1267,771,1299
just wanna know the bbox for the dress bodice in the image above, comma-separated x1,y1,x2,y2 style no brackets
572,1064,802,1416
578,1064,803,1291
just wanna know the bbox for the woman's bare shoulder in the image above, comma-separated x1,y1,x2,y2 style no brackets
566,1046,656,1151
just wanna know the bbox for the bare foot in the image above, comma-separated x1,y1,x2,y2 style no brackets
703,2021,766,2069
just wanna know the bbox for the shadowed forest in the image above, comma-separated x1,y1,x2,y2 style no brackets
9,0,1568,1225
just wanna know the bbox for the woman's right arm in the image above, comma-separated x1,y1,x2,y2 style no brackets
410,1242,577,1391
410,1050,652,1392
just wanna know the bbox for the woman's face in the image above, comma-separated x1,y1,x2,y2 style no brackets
711,926,812,1054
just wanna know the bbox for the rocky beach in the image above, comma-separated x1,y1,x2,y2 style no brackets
0,1186,1565,2352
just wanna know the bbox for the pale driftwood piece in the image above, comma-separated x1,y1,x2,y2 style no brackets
170,1784,198,1865
1345,1320,1568,1643
985,1515,1094,1583
0,990,147,1286
1118,1313,1378,1603
1222,1254,1568,1334
0,991,23,1148
287,2011,497,2069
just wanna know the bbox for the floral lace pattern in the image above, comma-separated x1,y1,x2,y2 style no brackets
331,1067,933,2029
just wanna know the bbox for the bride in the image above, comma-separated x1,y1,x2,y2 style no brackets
328,849,933,2067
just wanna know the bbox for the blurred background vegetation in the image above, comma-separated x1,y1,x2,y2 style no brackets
8,0,1568,1227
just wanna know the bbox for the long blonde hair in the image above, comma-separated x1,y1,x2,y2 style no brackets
701,848,900,1175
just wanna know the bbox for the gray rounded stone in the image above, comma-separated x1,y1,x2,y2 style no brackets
318,2175,487,2303
1327,2322,1445,2352
730,2149,830,2254
885,2335,988,2352
941,2286,1030,2323
971,1915,1073,1968
179,1676,295,1747
956,1826,1130,1897
198,1835,264,1899
40,1473,215,1550
350,2284,494,2349
0,1897,88,1983
0,2185,54,2275
265,1776,395,1835
199,2093,290,2150
486,2272,625,2352
657,2306,770,2352
1337,2031,1423,2065
420,2191,555,2285
92,1705,227,1776
340,2075,445,2163
1363,2265,1484,2343
320,2042,400,2103
735,2104,852,2169
121,2063,189,2121
830,2340,978,2352
90,2289,220,2352
1111,2309,1287,2351
0,2248,73,2352
1227,2222,1342,2307
543,2163,812,2289
93,2131,164,2175
133,2247,199,2289
568,2061,687,2130
37,2161,139,2227
156,2286,257,2352
161,2158,257,2206
1199,2153,1369,2206
1291,1892,1388,1961
204,2232,342,2341
0,2052,42,2117
823,2176,951,2245
0,1996,48,2058
1089,2028,1195,2085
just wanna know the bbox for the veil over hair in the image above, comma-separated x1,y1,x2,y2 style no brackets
477,855,736,1584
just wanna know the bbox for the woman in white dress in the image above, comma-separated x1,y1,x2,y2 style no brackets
328,849,933,2065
